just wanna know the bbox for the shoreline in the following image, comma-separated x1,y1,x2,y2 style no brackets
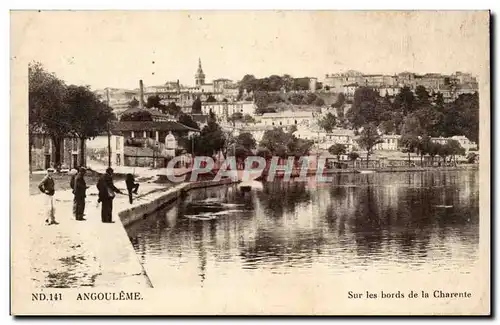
30,166,476,288
29,177,239,288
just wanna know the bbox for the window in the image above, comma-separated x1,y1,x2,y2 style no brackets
115,136,120,149
295,120,297,125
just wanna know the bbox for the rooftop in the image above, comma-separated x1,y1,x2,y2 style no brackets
112,120,200,133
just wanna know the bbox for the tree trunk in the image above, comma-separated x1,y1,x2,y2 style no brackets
51,135,62,169
79,137,86,167
28,133,33,174
366,152,369,168
408,151,411,167
420,154,423,167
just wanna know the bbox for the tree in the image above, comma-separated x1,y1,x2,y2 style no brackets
198,119,226,156
260,128,290,158
318,113,337,133
466,152,478,164
191,97,202,114
177,113,199,130
236,132,256,150
356,123,383,167
128,97,139,108
254,91,270,113
400,115,422,166
332,93,346,108
65,85,114,166
166,102,181,116
314,97,325,106
29,62,69,169
328,143,347,161
145,95,165,110
417,135,432,167
393,86,415,115
206,94,217,102
120,110,153,121
242,114,256,124
446,139,466,163
346,87,383,129
427,142,441,166
228,112,243,124
348,152,360,168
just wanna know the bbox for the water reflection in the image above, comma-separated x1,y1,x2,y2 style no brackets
127,170,479,287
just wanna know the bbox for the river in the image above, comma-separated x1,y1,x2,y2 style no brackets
126,170,479,289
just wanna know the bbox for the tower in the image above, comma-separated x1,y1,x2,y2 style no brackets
195,58,206,86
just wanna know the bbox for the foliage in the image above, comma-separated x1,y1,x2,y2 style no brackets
348,151,360,161
120,110,153,121
192,97,202,114
318,113,337,133
236,132,257,150
177,113,199,130
356,123,383,167
206,95,217,102
187,119,226,156
29,62,114,167
259,128,313,158
328,143,347,161
466,152,478,163
128,97,139,108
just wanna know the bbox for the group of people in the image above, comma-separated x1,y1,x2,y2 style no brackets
38,167,140,225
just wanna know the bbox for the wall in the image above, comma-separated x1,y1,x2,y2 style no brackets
118,178,237,227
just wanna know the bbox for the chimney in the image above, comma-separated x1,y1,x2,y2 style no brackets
139,80,145,109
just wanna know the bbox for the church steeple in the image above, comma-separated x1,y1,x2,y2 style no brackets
195,58,206,86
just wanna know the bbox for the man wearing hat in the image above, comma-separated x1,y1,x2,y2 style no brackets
96,167,123,223
72,167,89,221
38,168,58,225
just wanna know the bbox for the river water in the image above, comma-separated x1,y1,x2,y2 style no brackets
126,170,479,289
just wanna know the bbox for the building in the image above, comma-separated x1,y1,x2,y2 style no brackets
86,134,125,169
260,111,314,127
195,58,206,86
30,132,86,171
294,128,355,152
374,134,401,151
232,124,275,142
112,120,200,145
201,101,256,119
213,78,233,93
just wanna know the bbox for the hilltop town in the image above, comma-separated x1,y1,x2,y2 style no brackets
30,59,479,172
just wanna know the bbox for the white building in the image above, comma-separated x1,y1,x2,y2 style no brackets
233,124,275,142
260,111,314,127
201,101,256,118
374,134,401,151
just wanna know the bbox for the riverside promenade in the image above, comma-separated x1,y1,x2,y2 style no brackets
29,181,166,288
29,165,239,288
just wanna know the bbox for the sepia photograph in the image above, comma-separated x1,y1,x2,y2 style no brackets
10,10,490,315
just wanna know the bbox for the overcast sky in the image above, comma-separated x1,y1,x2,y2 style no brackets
13,10,489,90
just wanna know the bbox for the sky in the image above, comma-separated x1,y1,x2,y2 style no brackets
12,10,489,90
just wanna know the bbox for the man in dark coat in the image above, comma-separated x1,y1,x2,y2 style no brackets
97,167,123,223
38,167,58,225
72,167,88,221
125,173,140,204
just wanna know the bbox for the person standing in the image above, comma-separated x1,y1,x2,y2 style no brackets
125,173,140,204
97,167,123,223
72,167,88,221
38,168,58,225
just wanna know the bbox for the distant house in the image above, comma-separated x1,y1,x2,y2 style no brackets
260,111,314,127
30,127,86,171
112,120,200,144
